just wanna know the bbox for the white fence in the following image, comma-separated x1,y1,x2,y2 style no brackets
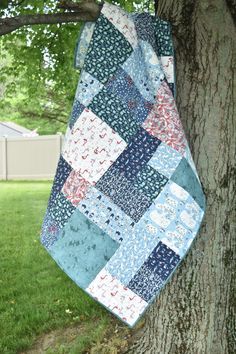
0,133,65,180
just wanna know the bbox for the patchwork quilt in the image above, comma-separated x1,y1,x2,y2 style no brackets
40,1,206,328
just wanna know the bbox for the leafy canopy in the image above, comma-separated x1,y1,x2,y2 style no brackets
0,0,154,134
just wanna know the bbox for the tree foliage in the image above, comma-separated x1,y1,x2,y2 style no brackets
0,0,154,133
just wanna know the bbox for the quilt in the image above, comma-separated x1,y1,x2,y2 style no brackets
40,1,206,328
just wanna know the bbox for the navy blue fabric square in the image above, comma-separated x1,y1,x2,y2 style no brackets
95,166,152,222
128,241,180,302
133,13,159,55
69,100,85,129
111,127,161,180
106,67,153,124
48,155,73,209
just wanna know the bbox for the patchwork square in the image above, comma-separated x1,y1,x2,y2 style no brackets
127,241,180,302
41,211,61,249
133,164,168,201
122,44,163,103
142,80,186,154
86,268,148,327
61,170,92,207
106,67,154,124
75,70,104,107
68,100,85,129
83,14,133,84
47,154,73,209
148,142,182,178
154,17,174,56
104,225,161,285
95,166,152,222
158,56,175,83
110,126,161,180
133,12,160,54
77,187,135,244
138,40,166,93
102,2,138,48
74,22,96,70
88,86,139,143
48,191,76,229
147,181,204,257
62,108,127,184
170,157,206,210
47,210,120,289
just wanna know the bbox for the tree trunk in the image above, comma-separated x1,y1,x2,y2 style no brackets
127,0,236,353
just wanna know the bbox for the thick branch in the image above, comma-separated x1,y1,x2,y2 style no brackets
57,0,98,11
0,0,101,36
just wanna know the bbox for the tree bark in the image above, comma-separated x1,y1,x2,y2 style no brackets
127,0,236,353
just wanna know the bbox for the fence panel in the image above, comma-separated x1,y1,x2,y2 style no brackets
0,134,64,180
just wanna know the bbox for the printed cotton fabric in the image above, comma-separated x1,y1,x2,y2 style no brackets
40,1,206,328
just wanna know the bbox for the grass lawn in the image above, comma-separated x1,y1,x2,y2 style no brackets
0,181,133,354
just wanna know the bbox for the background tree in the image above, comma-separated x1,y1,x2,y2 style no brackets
0,0,235,353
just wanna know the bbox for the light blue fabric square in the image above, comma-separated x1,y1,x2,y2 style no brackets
148,142,182,178
104,220,160,285
148,181,204,257
77,186,135,244
75,71,104,106
122,40,164,103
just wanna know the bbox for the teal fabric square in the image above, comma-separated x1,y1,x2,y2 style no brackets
154,17,174,56
170,158,206,210
48,209,120,289
104,223,160,285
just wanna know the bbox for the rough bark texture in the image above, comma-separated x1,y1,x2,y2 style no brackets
127,0,236,353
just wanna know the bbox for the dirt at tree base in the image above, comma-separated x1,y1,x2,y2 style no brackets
19,317,146,354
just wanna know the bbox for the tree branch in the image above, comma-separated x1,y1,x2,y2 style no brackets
0,0,101,36
57,0,98,11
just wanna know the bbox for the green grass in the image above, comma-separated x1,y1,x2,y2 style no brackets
0,181,123,354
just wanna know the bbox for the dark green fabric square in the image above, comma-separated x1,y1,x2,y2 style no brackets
88,87,139,143
49,192,76,229
133,164,168,201
83,14,133,84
